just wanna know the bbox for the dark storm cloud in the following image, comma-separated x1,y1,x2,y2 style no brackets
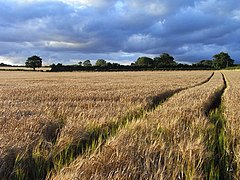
0,0,240,65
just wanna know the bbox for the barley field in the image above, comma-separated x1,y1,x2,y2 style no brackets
0,70,238,179
0,66,51,71
223,71,240,178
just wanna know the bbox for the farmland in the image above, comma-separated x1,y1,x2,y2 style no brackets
0,66,51,71
0,70,238,179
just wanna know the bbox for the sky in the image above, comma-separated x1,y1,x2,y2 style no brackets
0,0,240,65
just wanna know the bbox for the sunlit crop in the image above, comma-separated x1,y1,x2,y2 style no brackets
1,70,235,179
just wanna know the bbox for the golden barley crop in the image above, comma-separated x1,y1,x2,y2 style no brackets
223,71,240,178
0,70,216,178
53,72,225,179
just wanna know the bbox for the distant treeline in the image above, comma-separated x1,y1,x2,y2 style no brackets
50,63,213,72
1,52,237,71
50,52,235,72
0,63,12,67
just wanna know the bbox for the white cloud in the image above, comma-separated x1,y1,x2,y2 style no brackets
0,55,25,65
232,10,240,21
0,56,13,64
43,40,94,49
125,34,158,52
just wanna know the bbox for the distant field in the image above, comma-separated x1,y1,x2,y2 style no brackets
0,70,239,179
0,66,51,71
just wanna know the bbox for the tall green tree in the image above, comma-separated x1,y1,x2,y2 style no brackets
95,59,107,66
196,60,213,67
213,52,234,69
135,57,154,67
83,60,92,67
154,53,176,67
25,55,42,70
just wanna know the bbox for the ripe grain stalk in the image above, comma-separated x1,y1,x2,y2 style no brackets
0,71,214,179
52,72,221,179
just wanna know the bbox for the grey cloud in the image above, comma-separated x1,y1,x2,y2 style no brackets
0,0,240,65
